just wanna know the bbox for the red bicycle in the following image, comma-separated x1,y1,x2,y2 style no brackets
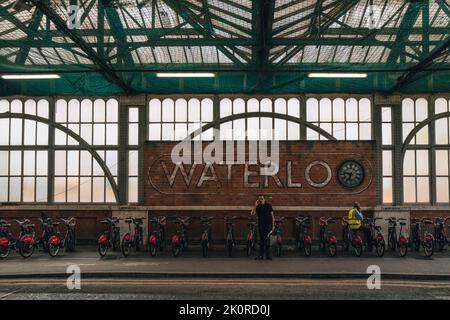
97,217,121,257
171,216,190,257
319,217,337,257
295,216,312,256
342,217,363,257
148,216,166,257
15,219,38,258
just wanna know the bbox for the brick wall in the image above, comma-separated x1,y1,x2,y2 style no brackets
144,141,377,207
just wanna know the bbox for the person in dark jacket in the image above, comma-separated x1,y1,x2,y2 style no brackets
251,194,275,260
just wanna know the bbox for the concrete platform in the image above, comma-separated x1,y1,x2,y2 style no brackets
0,245,449,280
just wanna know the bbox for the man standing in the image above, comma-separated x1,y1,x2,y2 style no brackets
251,194,275,260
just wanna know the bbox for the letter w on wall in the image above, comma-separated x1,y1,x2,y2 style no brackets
161,161,197,187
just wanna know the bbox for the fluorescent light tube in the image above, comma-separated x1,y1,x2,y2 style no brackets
156,72,215,78
308,73,368,78
1,74,61,80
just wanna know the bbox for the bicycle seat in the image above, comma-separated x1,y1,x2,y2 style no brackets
1,223,11,228
248,221,257,226
423,220,433,225
125,219,133,224
400,222,406,226
100,219,110,224
52,222,60,227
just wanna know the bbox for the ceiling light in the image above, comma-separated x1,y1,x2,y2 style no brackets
156,72,215,78
308,73,368,78
1,74,61,80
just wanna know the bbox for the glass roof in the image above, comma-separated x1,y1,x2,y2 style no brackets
0,0,448,95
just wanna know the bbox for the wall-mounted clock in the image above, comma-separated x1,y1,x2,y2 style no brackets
337,160,365,188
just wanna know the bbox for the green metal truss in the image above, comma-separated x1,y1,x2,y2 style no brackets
0,0,448,96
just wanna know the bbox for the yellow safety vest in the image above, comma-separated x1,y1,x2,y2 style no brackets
348,208,361,230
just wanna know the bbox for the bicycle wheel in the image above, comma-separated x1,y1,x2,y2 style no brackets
0,246,10,259
303,242,312,257
353,243,363,257
398,244,408,257
19,242,34,259
276,243,282,257
149,242,157,257
327,243,337,257
246,240,253,257
98,242,108,257
375,240,385,257
48,243,60,257
67,230,76,252
423,241,434,258
121,240,131,257
172,243,181,257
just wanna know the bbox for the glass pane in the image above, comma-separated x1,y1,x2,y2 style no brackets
10,100,22,113
260,98,272,112
80,177,91,202
307,127,319,141
287,122,300,140
220,99,232,118
416,149,429,175
382,123,392,145
67,177,79,202
220,122,232,140
105,182,115,203
24,120,36,145
174,123,187,140
319,98,332,122
36,123,48,145
416,126,429,145
287,98,300,117
403,150,415,176
333,98,345,122
435,118,448,144
0,151,8,175
346,123,358,140
9,151,21,175
9,177,21,202
381,107,391,122
346,98,358,121
403,177,416,203
0,99,9,113
93,123,106,145
188,99,201,122
68,99,80,123
260,117,273,140
201,98,213,122
436,177,449,203
80,151,92,176
274,98,286,115
402,123,415,143
233,119,246,140
80,99,93,122
128,123,139,145
106,151,118,177
148,124,161,140
382,150,392,176
359,123,371,140
67,151,79,176
175,99,187,122
333,122,345,140
92,177,105,202
22,177,35,202
233,98,245,114
55,100,67,122
274,119,287,140
55,151,66,176
129,108,139,123
35,177,47,202
247,98,259,112
0,119,9,145
128,177,138,203
162,123,174,140
80,124,92,145
402,98,415,122
306,98,318,121
36,151,47,175
435,98,448,114
416,177,429,203
436,150,449,176
93,151,104,176
383,177,393,204
23,150,35,176
415,98,428,122
54,177,66,202
24,100,36,115
129,151,138,176
54,129,67,145
162,99,174,122
0,177,7,202
106,99,118,123
201,128,213,141
10,119,22,145
188,123,201,141
94,99,106,122
67,124,79,146
149,99,161,122
359,98,371,122
106,124,118,145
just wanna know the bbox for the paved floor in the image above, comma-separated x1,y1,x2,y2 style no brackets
0,245,449,278
1,278,450,300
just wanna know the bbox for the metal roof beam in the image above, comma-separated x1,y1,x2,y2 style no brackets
28,0,133,94
14,8,43,65
389,35,450,93
253,0,275,72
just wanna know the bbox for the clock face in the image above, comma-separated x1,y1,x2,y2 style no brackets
337,160,365,188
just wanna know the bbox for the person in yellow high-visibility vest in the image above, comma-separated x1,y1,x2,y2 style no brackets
348,202,364,231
